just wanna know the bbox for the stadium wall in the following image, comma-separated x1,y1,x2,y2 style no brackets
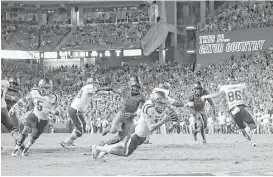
196,27,273,64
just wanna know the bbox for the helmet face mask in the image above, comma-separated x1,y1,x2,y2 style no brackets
130,84,141,96
194,82,203,96
9,78,18,88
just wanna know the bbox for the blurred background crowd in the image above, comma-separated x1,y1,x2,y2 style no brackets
1,1,273,135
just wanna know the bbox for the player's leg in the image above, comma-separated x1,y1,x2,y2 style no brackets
92,134,146,158
22,119,48,156
11,112,36,156
100,120,133,146
102,111,124,136
1,107,20,142
200,113,208,143
9,111,19,130
61,106,85,147
232,106,256,146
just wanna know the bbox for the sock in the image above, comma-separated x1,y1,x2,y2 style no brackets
16,134,27,147
25,142,32,149
96,145,113,153
11,129,19,141
200,126,206,141
25,137,36,149
64,132,78,143
241,129,251,141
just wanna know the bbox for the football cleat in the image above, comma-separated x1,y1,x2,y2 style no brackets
251,142,257,147
91,145,99,159
22,147,30,156
11,148,19,157
60,141,76,148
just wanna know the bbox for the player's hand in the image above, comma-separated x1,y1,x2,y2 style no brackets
9,107,15,116
164,110,178,122
201,96,207,101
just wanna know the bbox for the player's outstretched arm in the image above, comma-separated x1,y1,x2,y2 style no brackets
201,91,225,101
243,89,253,105
167,96,184,107
207,98,216,118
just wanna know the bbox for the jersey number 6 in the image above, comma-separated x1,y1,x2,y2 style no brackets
228,91,242,102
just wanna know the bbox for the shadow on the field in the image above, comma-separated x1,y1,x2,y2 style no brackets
134,157,221,161
139,173,215,176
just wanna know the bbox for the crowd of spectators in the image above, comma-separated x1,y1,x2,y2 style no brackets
201,1,273,32
2,48,273,135
62,22,151,50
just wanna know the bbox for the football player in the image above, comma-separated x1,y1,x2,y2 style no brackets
91,91,178,159
11,78,59,156
145,82,184,143
1,75,22,149
60,77,111,148
6,77,24,130
186,82,216,144
201,78,257,146
99,75,146,146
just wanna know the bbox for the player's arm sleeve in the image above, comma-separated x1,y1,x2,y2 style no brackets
243,88,253,105
136,96,145,116
206,93,216,116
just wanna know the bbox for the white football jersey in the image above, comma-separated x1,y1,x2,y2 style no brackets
31,88,58,120
71,84,98,112
135,100,170,137
220,84,246,110
1,80,10,108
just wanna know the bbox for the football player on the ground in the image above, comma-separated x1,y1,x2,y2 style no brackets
11,78,59,156
201,78,257,147
186,81,216,144
60,77,112,148
1,76,22,150
144,82,184,144
99,75,145,146
91,91,178,159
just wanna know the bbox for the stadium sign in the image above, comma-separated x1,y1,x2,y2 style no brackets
196,27,273,64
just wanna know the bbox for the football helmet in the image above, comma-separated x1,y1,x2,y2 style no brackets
129,75,141,96
193,81,203,96
95,76,111,87
9,77,18,87
38,78,53,95
151,91,168,113
159,82,171,90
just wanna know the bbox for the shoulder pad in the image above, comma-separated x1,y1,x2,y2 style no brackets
50,92,59,102
142,100,154,114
